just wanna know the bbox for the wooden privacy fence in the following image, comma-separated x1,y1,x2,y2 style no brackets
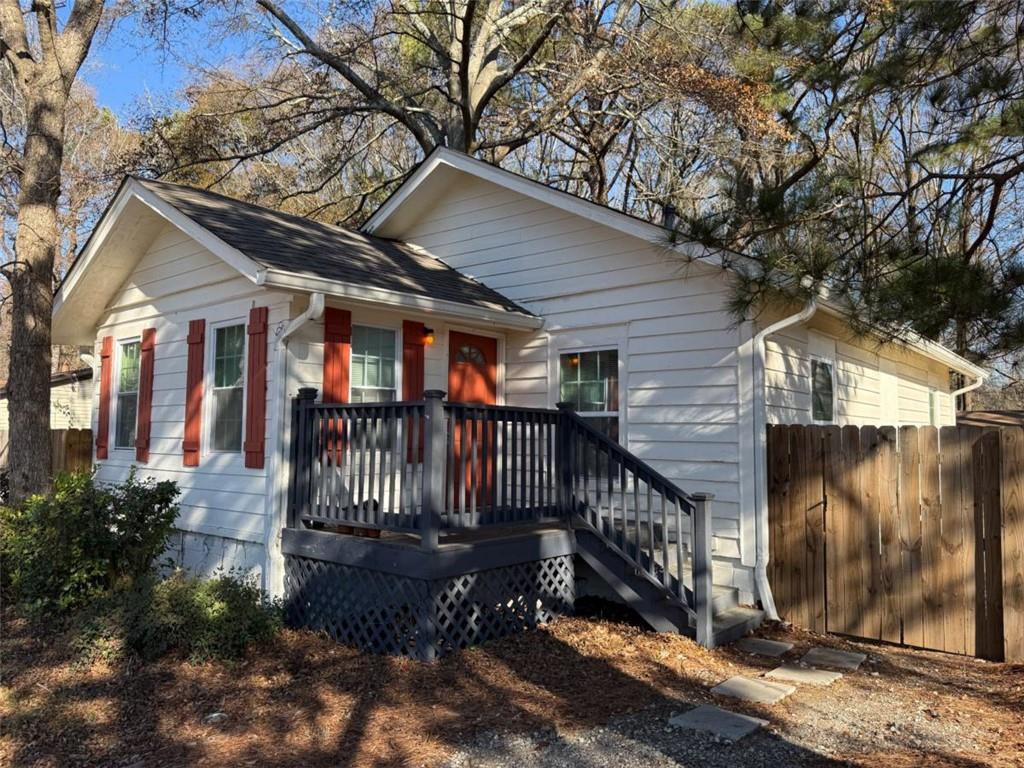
0,429,93,474
768,424,1024,662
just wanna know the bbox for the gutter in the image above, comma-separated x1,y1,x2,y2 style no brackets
751,296,819,621
266,292,325,597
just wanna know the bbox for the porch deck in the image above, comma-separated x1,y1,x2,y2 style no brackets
283,389,759,660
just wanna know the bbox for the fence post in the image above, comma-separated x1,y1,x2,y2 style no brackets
420,390,446,551
556,402,575,519
691,492,715,648
289,387,318,529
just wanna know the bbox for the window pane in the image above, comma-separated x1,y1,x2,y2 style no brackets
212,387,243,451
559,350,618,413
214,325,245,388
351,326,396,401
119,341,140,392
812,360,834,422
115,393,137,448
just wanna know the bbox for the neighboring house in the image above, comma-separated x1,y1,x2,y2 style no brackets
51,148,985,654
0,367,94,432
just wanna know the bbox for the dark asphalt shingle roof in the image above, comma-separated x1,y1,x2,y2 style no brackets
135,178,531,317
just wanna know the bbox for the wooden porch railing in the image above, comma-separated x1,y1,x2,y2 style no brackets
287,388,714,636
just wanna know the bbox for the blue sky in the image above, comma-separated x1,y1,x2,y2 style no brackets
80,14,256,120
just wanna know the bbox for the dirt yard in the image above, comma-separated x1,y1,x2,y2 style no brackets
2,610,1021,767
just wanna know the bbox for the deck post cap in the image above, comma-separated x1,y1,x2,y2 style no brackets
423,389,446,400
296,387,318,400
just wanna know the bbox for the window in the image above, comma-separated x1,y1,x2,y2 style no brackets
115,340,140,449
559,349,619,441
212,324,246,452
351,326,397,403
811,358,835,422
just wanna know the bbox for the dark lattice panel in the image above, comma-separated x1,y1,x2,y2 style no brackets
285,556,429,656
430,556,575,654
284,554,574,661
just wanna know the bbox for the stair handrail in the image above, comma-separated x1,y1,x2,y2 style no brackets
559,407,698,515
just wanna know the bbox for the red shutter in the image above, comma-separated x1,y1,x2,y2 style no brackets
322,307,351,403
403,321,426,400
244,306,269,469
183,319,205,467
96,336,113,459
403,321,427,461
135,328,156,463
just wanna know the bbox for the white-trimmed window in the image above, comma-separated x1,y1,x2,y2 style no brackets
559,349,619,441
811,357,835,423
351,325,397,403
211,323,246,452
114,339,141,449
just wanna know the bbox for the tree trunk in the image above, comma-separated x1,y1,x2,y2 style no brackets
8,83,66,503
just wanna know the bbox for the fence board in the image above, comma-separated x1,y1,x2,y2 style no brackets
878,426,901,644
919,427,944,652
823,426,845,634
1002,429,1024,662
898,426,924,648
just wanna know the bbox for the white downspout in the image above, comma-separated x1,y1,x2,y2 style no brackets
752,296,818,621
266,293,325,597
951,372,986,405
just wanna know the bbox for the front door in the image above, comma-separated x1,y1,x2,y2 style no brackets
448,331,498,518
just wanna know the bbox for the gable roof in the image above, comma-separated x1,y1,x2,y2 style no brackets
53,176,539,343
363,147,986,380
134,178,531,317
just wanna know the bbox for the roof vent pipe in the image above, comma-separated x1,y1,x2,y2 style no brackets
662,203,678,231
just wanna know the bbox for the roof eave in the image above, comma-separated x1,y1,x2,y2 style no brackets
260,269,543,331
816,300,987,379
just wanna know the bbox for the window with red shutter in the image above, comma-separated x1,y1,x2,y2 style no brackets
244,306,269,469
183,319,205,467
96,336,113,459
135,328,156,463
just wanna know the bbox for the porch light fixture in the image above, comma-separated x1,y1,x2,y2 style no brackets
423,327,435,346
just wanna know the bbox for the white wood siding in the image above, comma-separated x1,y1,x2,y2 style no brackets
0,376,93,430
91,224,291,568
763,313,956,428
401,175,752,596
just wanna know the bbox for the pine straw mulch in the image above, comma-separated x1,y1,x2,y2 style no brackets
2,608,1022,768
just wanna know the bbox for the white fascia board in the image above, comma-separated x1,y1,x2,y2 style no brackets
259,268,544,331
816,300,986,378
54,179,264,319
363,148,739,272
53,183,134,317
130,181,264,283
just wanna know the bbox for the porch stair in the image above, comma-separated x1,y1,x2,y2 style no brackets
573,517,763,647
562,408,763,648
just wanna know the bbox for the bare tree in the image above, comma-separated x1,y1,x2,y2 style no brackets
0,0,106,501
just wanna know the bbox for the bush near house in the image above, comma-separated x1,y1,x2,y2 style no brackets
0,470,179,612
0,471,281,662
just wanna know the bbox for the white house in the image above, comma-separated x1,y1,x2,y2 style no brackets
51,148,985,635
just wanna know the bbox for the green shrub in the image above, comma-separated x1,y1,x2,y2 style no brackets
0,470,179,612
123,571,282,661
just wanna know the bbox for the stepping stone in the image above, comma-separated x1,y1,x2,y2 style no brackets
765,663,843,686
669,704,768,742
711,676,796,704
735,637,794,657
801,646,867,671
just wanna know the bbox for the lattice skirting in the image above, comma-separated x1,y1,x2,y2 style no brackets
284,554,575,660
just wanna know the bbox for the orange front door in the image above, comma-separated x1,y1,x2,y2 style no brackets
448,332,498,517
